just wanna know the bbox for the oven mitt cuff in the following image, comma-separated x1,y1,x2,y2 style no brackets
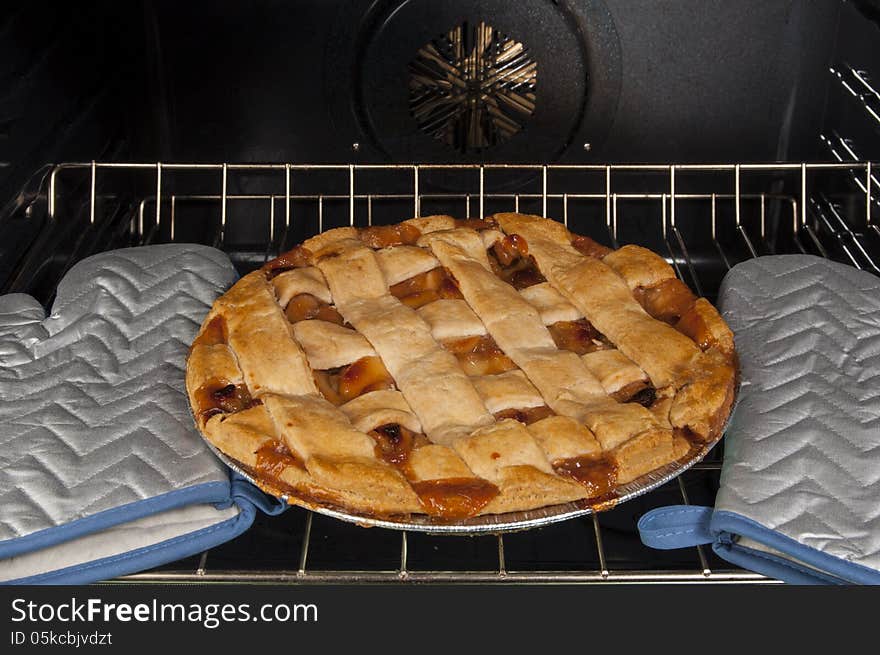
0,244,284,585
638,255,880,585
0,473,285,585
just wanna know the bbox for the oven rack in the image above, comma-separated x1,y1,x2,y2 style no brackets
9,159,878,584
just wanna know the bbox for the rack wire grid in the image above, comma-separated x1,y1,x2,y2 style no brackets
8,61,875,583
26,156,875,585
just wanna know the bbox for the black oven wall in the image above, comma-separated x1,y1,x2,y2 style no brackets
0,2,141,209
130,0,844,165
1,0,878,208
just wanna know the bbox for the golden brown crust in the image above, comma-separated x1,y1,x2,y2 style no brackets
204,405,278,468
678,298,736,355
375,245,440,286
551,256,702,388
306,455,422,514
518,282,582,325
471,370,545,413
292,319,376,370
218,271,318,397
403,214,456,234
601,244,677,291
271,267,331,306
186,213,736,522
405,444,475,482
479,465,588,514
452,419,555,482
611,429,677,484
301,227,359,254
339,390,423,434
527,415,602,461
315,238,494,445
669,351,737,442
416,298,487,340
580,349,648,396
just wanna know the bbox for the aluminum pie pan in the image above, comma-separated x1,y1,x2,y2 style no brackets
199,381,738,535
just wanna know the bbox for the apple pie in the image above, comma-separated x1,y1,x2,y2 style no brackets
185,213,737,521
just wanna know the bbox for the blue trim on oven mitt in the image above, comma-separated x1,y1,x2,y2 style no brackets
638,505,880,585
1,475,286,585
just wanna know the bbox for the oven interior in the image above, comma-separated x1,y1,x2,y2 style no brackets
1,0,878,583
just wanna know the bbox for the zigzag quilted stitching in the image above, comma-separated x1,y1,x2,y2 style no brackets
0,244,239,542
718,255,880,569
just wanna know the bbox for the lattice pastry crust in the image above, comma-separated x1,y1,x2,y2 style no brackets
185,213,737,520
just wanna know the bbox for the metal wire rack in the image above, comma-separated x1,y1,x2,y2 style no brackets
17,153,872,584
9,59,879,582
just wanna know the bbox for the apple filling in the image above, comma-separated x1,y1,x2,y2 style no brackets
368,423,430,467
547,319,608,356
411,478,500,519
613,382,656,407
389,267,463,308
284,293,346,325
572,235,612,258
191,315,227,350
675,305,721,351
493,405,555,425
441,335,518,376
633,278,697,325
262,245,313,278
454,218,498,230
254,440,306,477
194,381,258,421
633,279,726,351
487,234,546,290
312,355,395,405
359,223,422,248
190,316,261,420
553,453,618,499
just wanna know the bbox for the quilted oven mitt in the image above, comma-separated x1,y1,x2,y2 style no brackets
0,245,283,584
638,255,880,584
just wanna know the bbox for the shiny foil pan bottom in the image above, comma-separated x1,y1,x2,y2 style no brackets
200,383,737,535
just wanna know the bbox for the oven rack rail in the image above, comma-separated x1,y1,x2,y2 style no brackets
21,160,879,584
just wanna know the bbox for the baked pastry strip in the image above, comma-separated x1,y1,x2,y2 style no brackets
315,239,494,445
214,270,319,397
495,212,736,442
403,214,457,234
339,389,423,434
518,282,583,325
262,393,422,513
375,245,440,286
602,244,677,291
427,236,676,472
417,227,494,269
471,370,546,413
302,226,358,254
527,416,602,460
271,267,332,306
203,405,316,490
188,328,423,514
493,213,701,389
292,319,377,370
416,298,487,340
669,349,737,441
454,419,589,512
581,349,649,397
